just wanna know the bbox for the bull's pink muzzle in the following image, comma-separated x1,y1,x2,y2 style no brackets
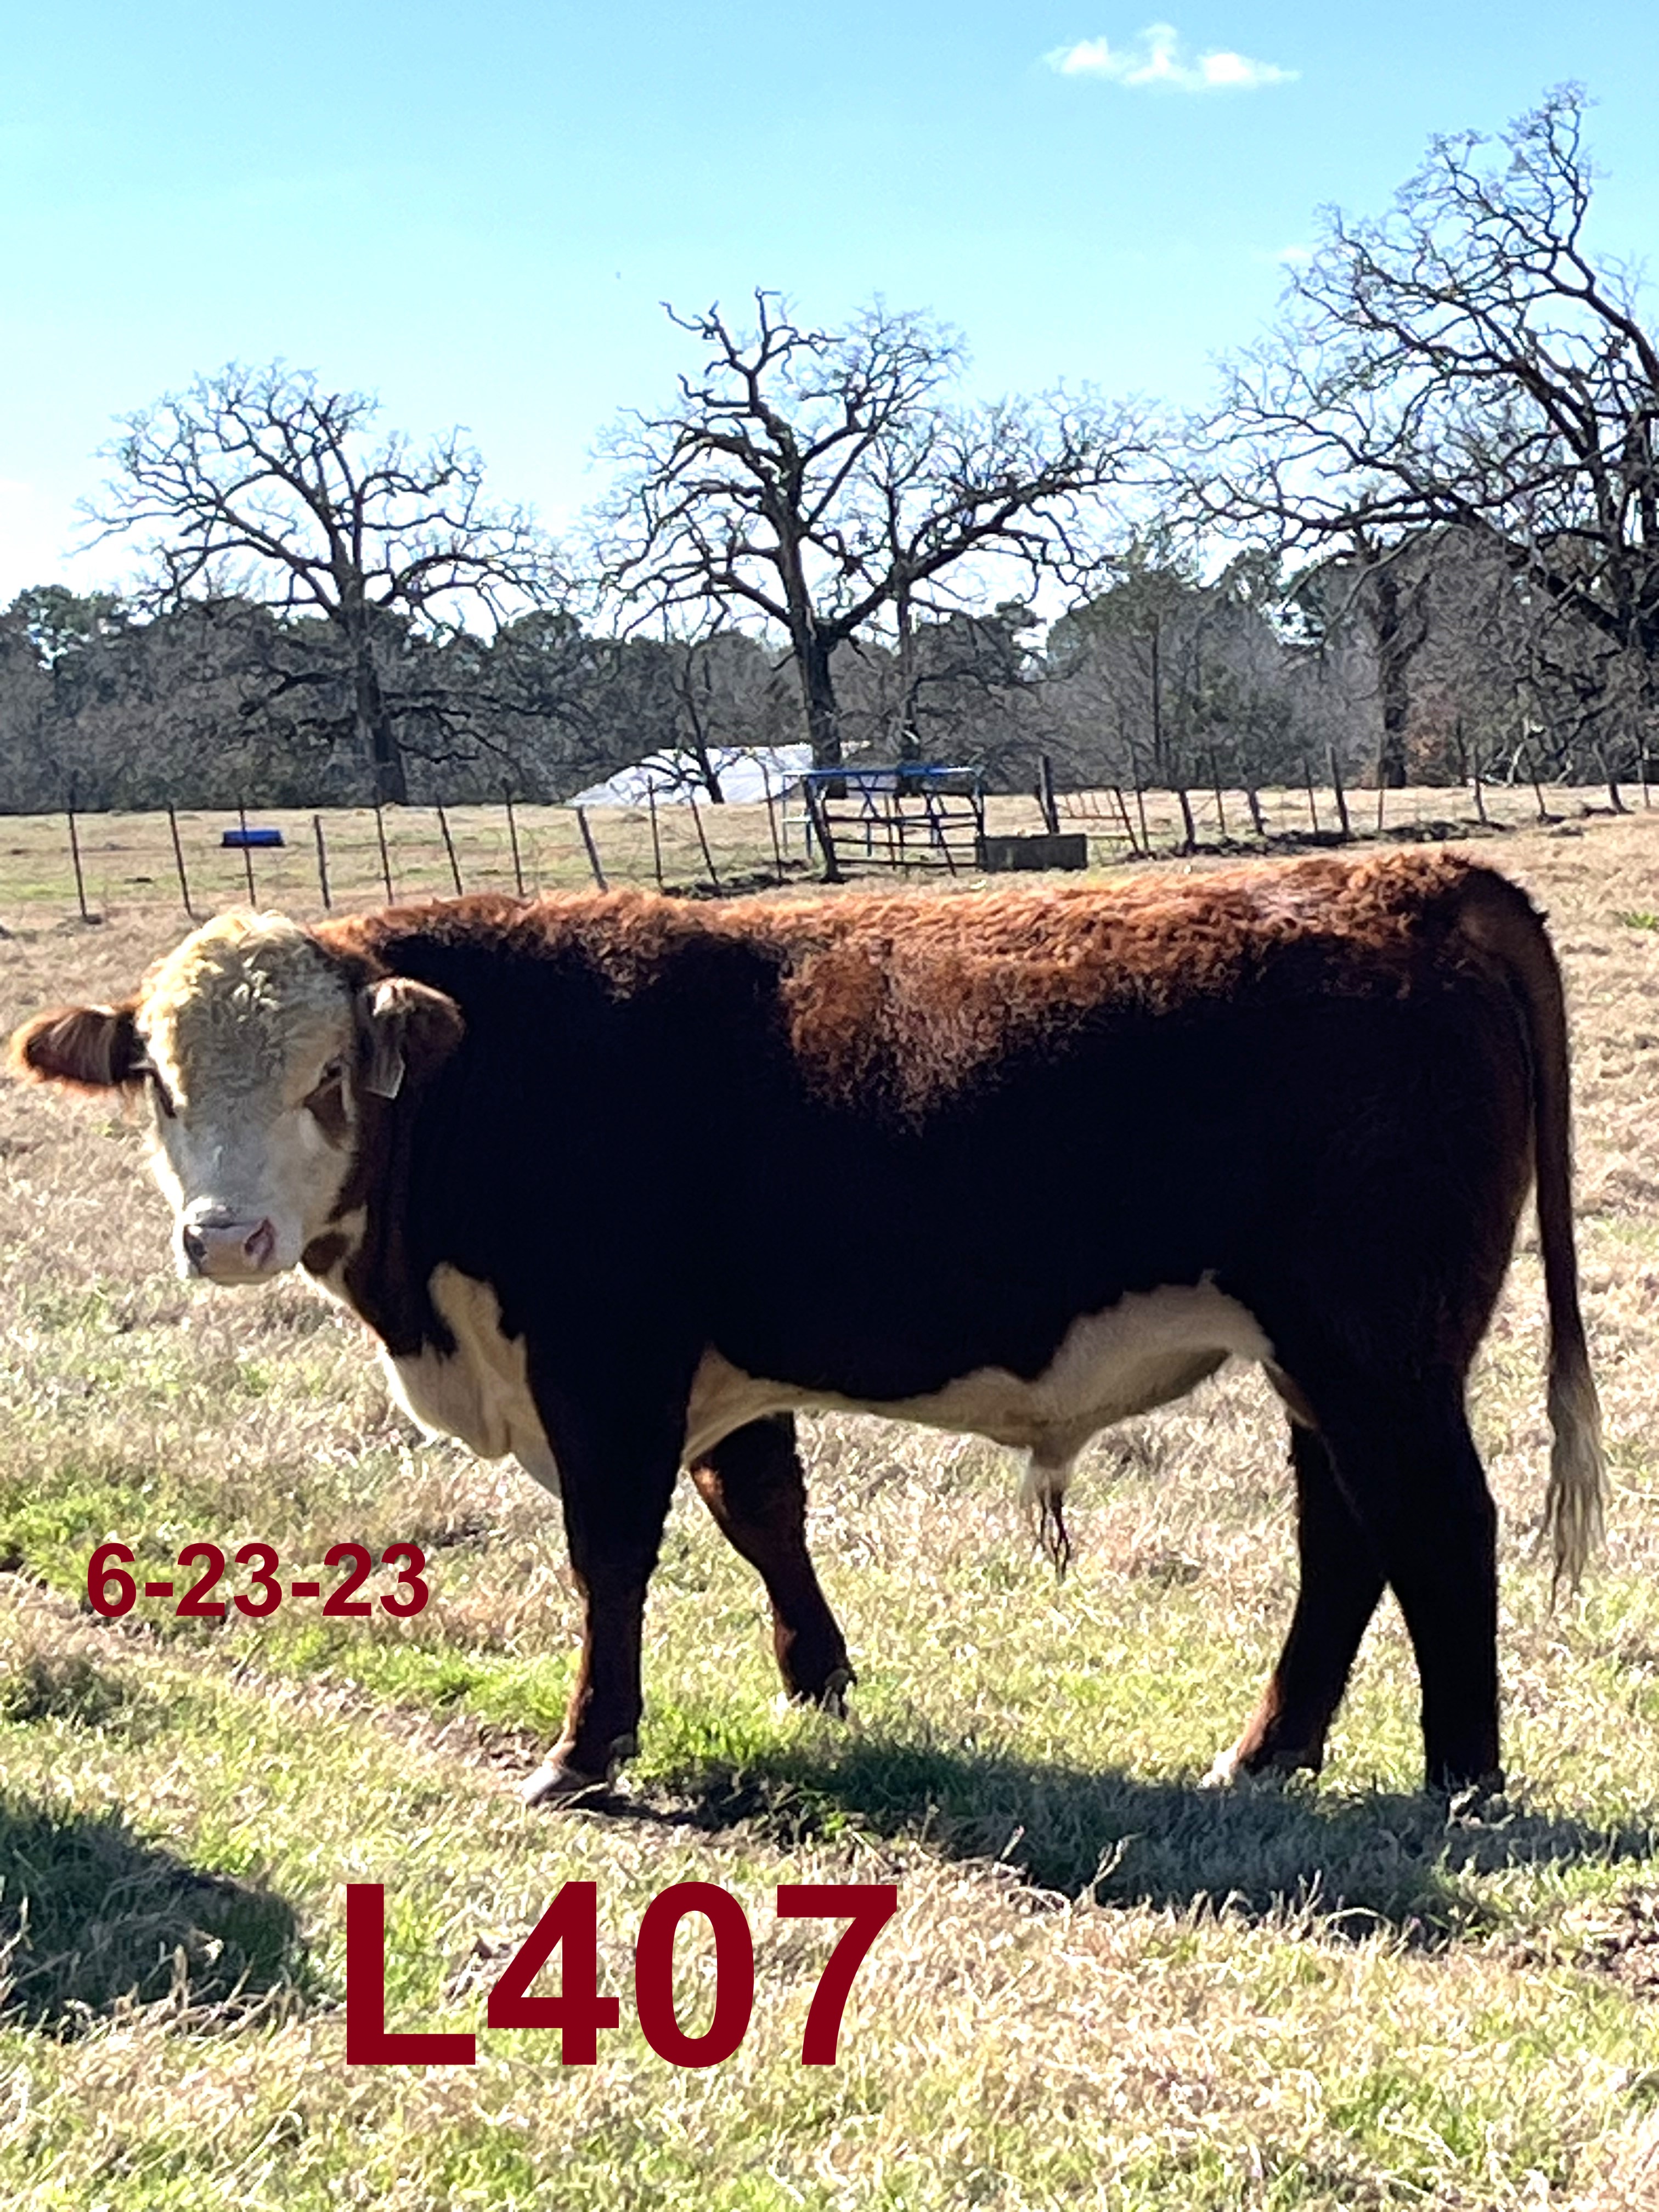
181,1216,279,1283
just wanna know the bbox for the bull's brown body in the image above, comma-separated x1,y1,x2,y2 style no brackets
12,850,1603,1801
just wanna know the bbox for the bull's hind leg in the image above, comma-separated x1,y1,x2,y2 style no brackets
1208,1422,1386,1785
690,1414,854,1712
1317,1375,1502,1793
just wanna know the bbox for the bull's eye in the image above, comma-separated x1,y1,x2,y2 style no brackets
303,1062,349,1138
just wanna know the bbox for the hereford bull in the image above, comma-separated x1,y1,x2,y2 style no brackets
10,850,1603,1802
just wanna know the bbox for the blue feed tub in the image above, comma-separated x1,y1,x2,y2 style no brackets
222,828,285,849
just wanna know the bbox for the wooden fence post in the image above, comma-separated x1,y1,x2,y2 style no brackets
1302,757,1319,834
236,801,257,903
373,804,395,902
646,783,665,889
1174,783,1198,853
66,787,91,923
1207,750,1227,839
166,804,195,918
436,804,464,895
1246,784,1266,839
1328,746,1351,841
1111,784,1139,856
575,805,608,890
312,815,332,910
687,793,720,891
504,789,525,894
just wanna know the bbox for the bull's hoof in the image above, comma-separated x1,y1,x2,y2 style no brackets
1431,1768,1506,1811
1201,1741,1321,1791
520,1733,637,1807
520,1760,608,1807
805,1664,855,1718
1200,1744,1246,1791
777,1663,855,1721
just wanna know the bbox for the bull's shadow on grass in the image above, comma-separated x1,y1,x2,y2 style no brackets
0,1795,311,2035
636,1734,1656,1937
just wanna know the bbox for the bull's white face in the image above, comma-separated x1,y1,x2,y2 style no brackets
135,917,364,1284
10,911,461,1290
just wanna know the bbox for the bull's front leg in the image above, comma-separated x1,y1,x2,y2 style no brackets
521,1368,684,1807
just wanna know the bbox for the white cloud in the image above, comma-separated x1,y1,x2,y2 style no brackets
1046,23,1297,93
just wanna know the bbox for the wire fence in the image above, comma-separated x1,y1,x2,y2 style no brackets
0,770,1648,928
0,792,807,924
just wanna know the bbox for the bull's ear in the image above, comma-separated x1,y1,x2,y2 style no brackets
8,1004,142,1092
358,978,464,1100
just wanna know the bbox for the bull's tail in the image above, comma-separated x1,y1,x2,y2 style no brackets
1460,872,1605,1589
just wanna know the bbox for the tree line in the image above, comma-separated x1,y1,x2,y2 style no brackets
3,84,1654,815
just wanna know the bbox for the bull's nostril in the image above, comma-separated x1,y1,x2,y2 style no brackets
244,1220,276,1268
182,1228,207,1267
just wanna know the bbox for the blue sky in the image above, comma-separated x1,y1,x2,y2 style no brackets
5,1,1658,600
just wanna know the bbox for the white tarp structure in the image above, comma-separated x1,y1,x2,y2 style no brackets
574,745,811,807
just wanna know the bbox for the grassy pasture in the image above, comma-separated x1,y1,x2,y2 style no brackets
0,811,1657,2205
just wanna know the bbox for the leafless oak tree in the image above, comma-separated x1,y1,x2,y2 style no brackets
86,363,556,802
593,295,1145,766
1197,87,1659,774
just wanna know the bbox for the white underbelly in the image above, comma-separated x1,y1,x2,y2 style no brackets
683,1282,1272,1469
382,1269,1272,1496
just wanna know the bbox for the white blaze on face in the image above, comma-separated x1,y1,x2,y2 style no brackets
135,914,360,1284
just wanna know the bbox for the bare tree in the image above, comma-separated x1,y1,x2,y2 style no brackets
1045,543,1310,793
593,294,1144,766
1196,87,1659,772
1282,541,1435,786
86,363,557,803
